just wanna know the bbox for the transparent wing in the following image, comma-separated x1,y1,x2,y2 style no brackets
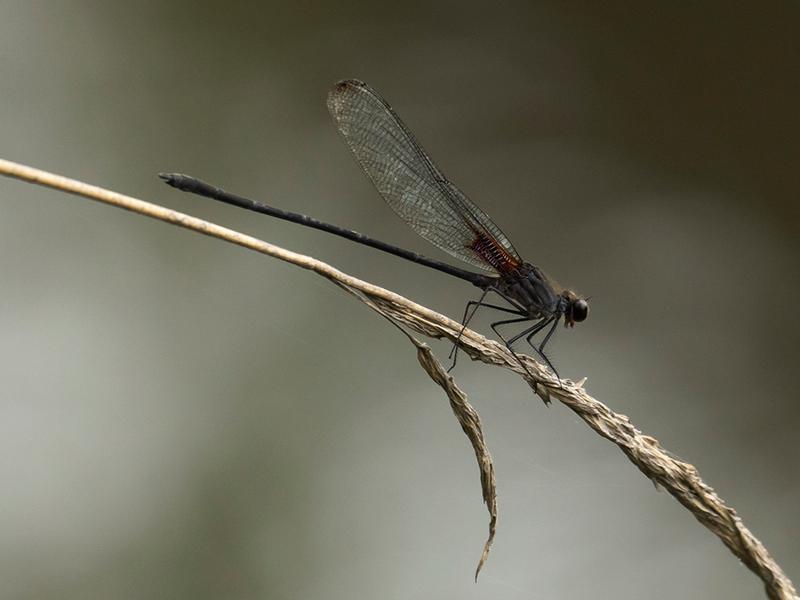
327,79,522,273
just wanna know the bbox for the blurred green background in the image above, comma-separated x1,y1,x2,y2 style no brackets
0,2,798,598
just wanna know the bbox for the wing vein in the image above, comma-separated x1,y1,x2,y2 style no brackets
327,79,522,273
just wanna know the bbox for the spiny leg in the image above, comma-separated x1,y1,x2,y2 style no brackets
447,289,525,372
525,315,562,382
490,317,540,382
537,315,560,354
448,287,491,365
507,315,551,345
493,315,562,386
448,298,523,360
490,316,535,335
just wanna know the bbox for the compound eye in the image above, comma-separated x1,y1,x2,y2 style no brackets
572,299,589,322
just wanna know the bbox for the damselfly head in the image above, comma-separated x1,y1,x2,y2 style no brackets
562,291,589,328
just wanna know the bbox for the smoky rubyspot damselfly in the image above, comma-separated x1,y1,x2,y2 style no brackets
161,79,589,384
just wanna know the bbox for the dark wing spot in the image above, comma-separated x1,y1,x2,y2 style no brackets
332,79,366,95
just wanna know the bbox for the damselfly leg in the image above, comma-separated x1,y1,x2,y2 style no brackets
491,315,561,383
447,287,525,372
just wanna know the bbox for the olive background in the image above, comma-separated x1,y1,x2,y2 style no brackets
0,2,797,599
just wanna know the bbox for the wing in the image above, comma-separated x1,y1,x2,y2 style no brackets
327,79,522,274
